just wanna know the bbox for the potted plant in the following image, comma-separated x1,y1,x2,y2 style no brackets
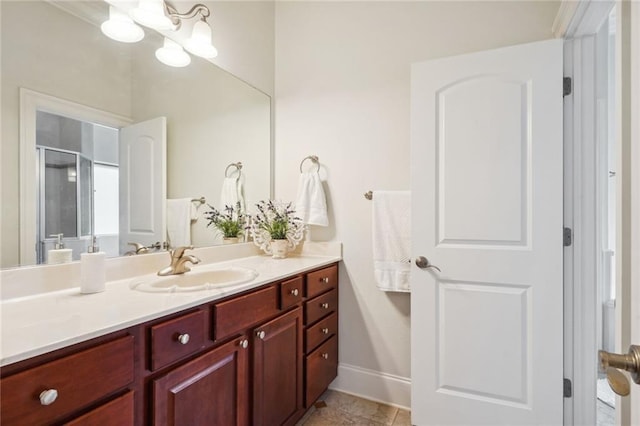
203,202,246,244
250,200,304,258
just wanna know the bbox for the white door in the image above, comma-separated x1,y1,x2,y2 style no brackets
119,117,167,255
410,39,563,425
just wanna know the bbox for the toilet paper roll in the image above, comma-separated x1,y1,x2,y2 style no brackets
80,252,106,294
48,249,72,265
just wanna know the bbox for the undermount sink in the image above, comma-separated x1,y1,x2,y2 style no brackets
130,266,259,293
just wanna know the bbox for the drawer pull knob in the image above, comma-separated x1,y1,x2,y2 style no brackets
177,333,190,345
257,330,266,340
321,328,330,334
321,303,330,309
290,289,299,296
239,339,249,349
321,277,330,284
39,389,58,406
321,353,329,360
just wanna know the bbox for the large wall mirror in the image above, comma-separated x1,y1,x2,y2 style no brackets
1,0,272,268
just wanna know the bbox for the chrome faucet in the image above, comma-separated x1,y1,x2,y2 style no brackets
157,246,201,276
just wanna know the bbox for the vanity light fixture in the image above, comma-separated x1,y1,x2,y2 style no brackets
101,5,145,43
101,1,219,66
155,37,191,68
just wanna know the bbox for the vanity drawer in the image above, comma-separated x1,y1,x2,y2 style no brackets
150,310,206,371
306,265,338,299
305,312,338,354
305,336,338,407
65,390,134,426
280,276,303,310
305,288,337,325
0,336,134,426
214,285,279,341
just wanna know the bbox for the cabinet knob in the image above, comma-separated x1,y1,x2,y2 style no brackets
321,328,330,334
321,277,330,284
290,288,299,296
239,339,249,349
256,330,266,340
177,333,190,345
321,353,329,360
321,303,330,309
39,389,58,406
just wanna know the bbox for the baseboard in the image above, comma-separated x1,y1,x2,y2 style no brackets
328,363,411,410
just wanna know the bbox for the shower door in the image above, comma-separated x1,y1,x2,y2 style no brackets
36,147,92,263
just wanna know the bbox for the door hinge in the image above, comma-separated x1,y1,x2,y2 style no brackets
563,227,572,247
563,77,572,97
564,378,572,398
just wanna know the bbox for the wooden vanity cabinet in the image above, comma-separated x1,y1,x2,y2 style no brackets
0,262,339,426
152,336,250,426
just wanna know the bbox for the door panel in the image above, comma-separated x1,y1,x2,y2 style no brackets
411,39,563,425
119,117,166,255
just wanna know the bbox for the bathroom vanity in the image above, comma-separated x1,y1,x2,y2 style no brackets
0,247,340,425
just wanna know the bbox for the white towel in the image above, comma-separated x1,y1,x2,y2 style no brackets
295,171,329,226
220,177,245,212
166,198,195,247
372,191,411,292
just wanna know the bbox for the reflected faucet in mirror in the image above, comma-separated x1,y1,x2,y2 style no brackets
157,246,201,276
125,241,168,256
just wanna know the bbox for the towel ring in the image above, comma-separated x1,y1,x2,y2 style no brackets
225,162,243,177
299,155,320,173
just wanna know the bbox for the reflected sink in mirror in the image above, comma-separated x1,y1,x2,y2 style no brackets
130,266,258,293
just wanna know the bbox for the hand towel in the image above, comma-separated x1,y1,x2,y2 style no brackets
167,198,193,247
372,191,411,292
295,171,329,226
220,177,245,212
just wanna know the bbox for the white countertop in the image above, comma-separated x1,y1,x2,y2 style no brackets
1,245,341,367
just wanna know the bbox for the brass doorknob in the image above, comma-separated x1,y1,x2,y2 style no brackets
599,345,640,396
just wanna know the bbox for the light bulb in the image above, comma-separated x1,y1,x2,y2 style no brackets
184,20,218,59
155,38,191,67
130,0,173,30
101,6,144,43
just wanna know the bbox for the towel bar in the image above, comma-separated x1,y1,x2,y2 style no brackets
191,197,206,204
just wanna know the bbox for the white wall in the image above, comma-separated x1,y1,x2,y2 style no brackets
274,1,559,406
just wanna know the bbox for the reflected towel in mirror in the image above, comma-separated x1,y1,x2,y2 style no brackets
167,199,196,247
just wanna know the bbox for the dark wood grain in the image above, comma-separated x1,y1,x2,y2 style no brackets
153,337,249,426
213,285,279,341
305,336,338,408
306,265,338,299
304,288,338,326
65,391,134,426
253,307,303,426
280,276,303,310
150,310,206,371
305,312,338,354
0,336,134,426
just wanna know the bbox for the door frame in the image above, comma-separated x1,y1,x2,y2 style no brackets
555,0,638,424
19,89,131,265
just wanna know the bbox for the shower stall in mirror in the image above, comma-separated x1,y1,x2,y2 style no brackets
35,111,119,264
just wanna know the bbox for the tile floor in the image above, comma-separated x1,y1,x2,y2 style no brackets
297,390,411,426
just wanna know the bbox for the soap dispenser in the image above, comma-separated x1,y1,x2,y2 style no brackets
47,233,73,264
80,236,106,294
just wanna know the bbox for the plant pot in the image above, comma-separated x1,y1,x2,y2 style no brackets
269,239,289,259
222,237,239,245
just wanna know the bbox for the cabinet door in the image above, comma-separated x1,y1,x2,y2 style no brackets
153,337,249,426
253,307,303,426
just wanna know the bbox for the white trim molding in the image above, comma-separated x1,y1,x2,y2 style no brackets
554,0,615,38
329,363,411,410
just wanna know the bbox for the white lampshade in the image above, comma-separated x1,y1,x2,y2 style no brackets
101,6,144,43
130,0,173,30
184,20,218,59
155,38,191,67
